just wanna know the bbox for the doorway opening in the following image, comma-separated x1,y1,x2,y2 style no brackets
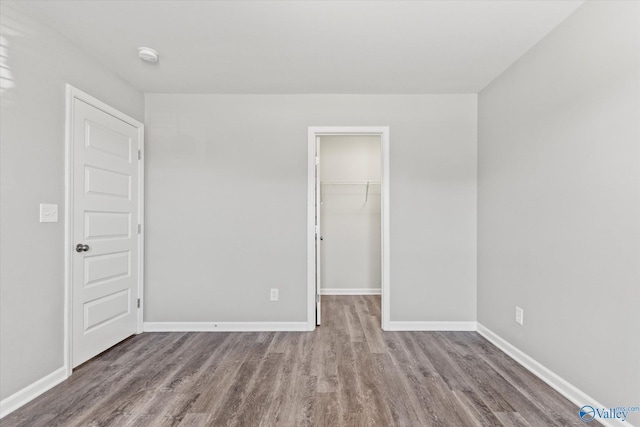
307,127,390,331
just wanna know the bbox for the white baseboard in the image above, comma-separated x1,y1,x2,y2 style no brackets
0,366,67,419
476,323,634,427
384,321,477,331
144,321,311,332
320,288,381,295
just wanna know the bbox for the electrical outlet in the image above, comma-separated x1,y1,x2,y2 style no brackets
270,288,279,301
515,306,524,325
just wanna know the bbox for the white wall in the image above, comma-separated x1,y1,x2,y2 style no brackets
144,94,477,323
0,2,144,400
320,136,381,293
478,0,640,419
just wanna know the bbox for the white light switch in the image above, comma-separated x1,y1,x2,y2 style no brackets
515,306,524,325
39,203,58,223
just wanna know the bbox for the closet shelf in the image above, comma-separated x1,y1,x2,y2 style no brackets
321,181,380,203
320,181,381,185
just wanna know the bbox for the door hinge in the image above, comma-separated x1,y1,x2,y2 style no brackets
316,294,320,303
137,224,141,234
315,225,319,235
138,149,142,160
315,156,319,166
137,298,141,308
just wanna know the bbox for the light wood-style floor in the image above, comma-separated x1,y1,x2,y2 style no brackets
2,296,594,427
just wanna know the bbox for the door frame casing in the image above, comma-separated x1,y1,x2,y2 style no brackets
64,84,145,376
307,126,390,331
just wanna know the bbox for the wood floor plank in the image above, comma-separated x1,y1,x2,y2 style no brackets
163,332,228,393
362,294,381,318
313,392,342,427
129,392,200,427
334,324,366,426
292,333,317,427
60,333,193,427
2,296,600,427
374,352,425,426
188,333,261,413
422,332,516,414
452,389,505,427
344,303,365,343
4,333,173,427
207,339,271,426
351,341,394,426
386,332,477,427
265,331,289,354
72,334,205,427
122,333,228,425
260,332,312,426
495,411,533,427
176,413,212,427
232,353,283,427
382,332,445,426
355,299,385,354
471,334,588,427
312,326,338,393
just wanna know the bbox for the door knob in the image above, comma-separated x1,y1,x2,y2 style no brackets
76,243,90,252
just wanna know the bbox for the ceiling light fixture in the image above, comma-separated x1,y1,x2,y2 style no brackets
137,47,158,63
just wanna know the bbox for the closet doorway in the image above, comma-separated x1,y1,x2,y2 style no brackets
307,127,390,331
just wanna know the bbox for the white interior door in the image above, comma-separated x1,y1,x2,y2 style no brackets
315,137,322,325
72,97,141,367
